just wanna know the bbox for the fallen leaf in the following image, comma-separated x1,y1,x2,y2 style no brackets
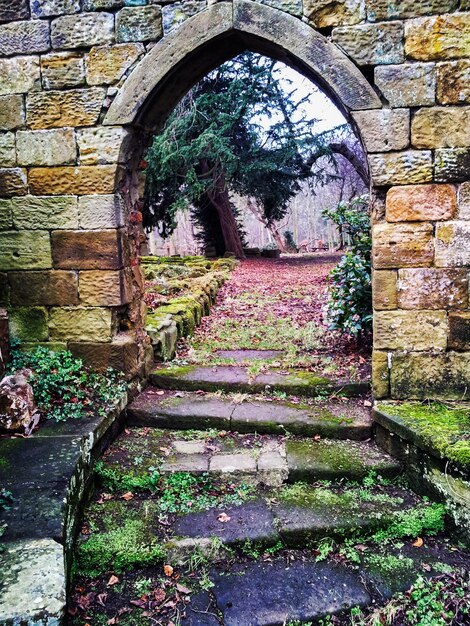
121,492,134,501
107,619,117,625
97,593,108,607
413,537,424,547
130,599,147,608
313,434,321,441
164,564,174,577
107,575,119,586
218,512,231,523
422,563,432,571
156,390,165,395
176,583,191,594
154,588,166,603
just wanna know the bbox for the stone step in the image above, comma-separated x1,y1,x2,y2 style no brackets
149,364,369,397
99,427,400,489
127,389,373,440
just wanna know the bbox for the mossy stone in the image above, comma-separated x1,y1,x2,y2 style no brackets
9,306,48,341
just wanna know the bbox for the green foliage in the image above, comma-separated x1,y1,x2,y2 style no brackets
0,489,13,512
8,346,127,422
95,461,161,493
370,503,446,544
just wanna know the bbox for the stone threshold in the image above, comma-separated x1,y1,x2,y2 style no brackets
0,393,128,626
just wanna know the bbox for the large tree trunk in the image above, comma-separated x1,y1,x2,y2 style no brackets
245,198,286,252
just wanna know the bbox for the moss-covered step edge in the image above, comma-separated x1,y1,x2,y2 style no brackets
373,402,470,477
0,393,127,626
149,365,369,398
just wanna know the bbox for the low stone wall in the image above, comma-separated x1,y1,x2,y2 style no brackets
0,393,128,625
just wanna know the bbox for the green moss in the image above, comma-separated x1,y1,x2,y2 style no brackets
158,364,197,378
370,503,446,543
378,401,470,468
278,484,357,509
9,307,48,342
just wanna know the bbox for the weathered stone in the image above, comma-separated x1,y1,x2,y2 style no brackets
83,0,123,8
412,107,470,149
116,6,162,42
435,148,470,183
397,268,468,310
458,182,470,219
0,199,12,229
0,20,49,56
16,129,76,166
28,165,117,195
9,306,48,341
51,229,125,270
0,133,16,167
26,87,105,129
48,306,113,342
372,350,389,398
162,1,207,34
303,0,364,27
0,231,51,270
448,312,470,350
78,194,125,229
0,273,9,306
352,109,409,152
375,63,436,107
0,168,27,197
390,352,470,400
369,151,433,186
11,195,78,229
0,0,29,23
374,310,447,351
0,95,25,130
332,22,404,66
0,56,40,95
386,184,456,222
257,0,302,17
0,371,36,432
77,126,128,164
68,334,140,376
31,0,80,18
9,270,79,306
437,61,470,105
79,269,132,305
372,222,434,269
209,453,257,474
51,13,115,50
435,221,470,267
41,52,85,90
86,43,143,85
405,14,470,61
366,0,458,21
372,269,397,310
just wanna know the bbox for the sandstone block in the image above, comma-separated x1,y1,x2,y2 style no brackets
9,306,48,341
435,148,470,183
0,230,51,270
372,269,397,310
437,61,470,105
448,312,470,350
12,195,78,229
412,107,470,149
116,6,162,42
405,14,470,61
162,1,207,34
9,270,79,306
458,182,470,219
51,13,115,50
369,151,433,186
372,350,389,399
0,133,16,167
26,87,105,129
51,229,125,270
69,334,140,376
16,129,76,166
0,57,40,95
0,272,9,305
256,0,302,17
28,165,117,195
0,0,29,22
374,310,447,351
366,0,458,21
397,268,468,310
86,43,143,85
0,168,27,197
78,194,125,229
77,126,128,164
386,184,456,222
352,109,409,152
41,52,85,90
390,352,470,400
0,20,49,56
49,306,113,342
31,0,80,18
0,95,25,130
0,199,12,229
372,222,434,269
303,0,364,27
435,221,470,267
375,63,436,108
79,269,132,305
332,22,404,66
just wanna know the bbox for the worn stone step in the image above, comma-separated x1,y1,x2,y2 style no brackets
127,389,372,439
149,364,369,397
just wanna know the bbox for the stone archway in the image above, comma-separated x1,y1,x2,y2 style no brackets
0,0,468,399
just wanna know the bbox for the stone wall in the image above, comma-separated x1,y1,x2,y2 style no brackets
0,0,468,398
